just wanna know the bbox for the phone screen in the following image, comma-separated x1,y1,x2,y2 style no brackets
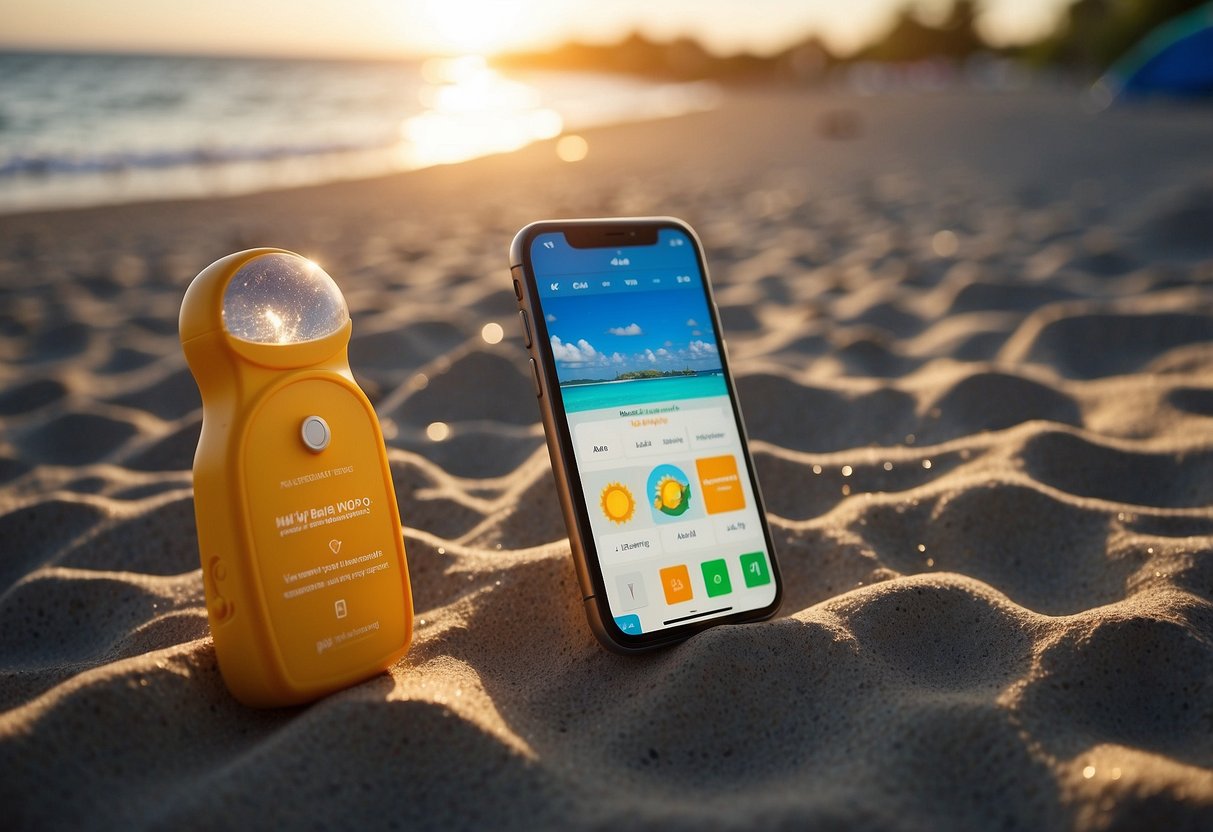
524,224,778,642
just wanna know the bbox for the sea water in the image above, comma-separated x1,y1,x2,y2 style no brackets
0,51,716,214
560,373,729,414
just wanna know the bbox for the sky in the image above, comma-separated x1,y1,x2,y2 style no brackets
543,288,721,381
1,0,1074,59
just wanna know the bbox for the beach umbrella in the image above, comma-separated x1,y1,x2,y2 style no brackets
1098,2,1213,100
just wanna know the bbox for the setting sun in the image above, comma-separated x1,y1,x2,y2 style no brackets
418,0,532,55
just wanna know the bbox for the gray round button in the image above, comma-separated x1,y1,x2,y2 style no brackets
301,415,331,452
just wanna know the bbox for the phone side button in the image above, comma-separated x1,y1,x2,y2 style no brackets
528,357,542,397
518,308,533,348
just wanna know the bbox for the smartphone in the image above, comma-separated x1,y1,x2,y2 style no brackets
509,217,781,652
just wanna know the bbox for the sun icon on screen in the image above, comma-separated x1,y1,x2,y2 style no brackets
645,464,692,521
653,475,690,515
600,482,636,524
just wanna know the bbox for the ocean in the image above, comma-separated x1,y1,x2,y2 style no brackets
0,51,716,214
560,372,729,413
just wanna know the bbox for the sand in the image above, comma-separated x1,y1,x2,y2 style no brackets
2,88,1213,829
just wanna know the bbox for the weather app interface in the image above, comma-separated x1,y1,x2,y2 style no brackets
530,229,776,636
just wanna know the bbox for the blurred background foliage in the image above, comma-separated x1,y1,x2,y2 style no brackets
1026,0,1207,72
496,0,1210,82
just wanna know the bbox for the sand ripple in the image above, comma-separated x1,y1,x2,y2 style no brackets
2,91,1213,828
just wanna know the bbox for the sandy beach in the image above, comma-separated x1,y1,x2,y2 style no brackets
2,88,1213,829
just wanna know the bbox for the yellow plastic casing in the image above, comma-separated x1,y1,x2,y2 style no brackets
180,248,412,707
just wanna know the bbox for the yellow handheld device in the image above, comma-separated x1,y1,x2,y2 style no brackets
180,249,413,707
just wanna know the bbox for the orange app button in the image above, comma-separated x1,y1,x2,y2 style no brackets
659,564,694,604
696,455,746,515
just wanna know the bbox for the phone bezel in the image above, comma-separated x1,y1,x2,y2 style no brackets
510,217,782,652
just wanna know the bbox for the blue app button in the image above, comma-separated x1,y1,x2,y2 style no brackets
615,614,642,635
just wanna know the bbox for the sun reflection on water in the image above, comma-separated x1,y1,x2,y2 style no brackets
401,56,563,168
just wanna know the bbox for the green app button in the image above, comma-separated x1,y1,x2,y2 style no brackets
700,558,732,597
739,552,771,588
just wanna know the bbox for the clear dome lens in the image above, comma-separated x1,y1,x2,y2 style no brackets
222,253,348,344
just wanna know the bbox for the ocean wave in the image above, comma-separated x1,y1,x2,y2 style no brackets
0,137,399,178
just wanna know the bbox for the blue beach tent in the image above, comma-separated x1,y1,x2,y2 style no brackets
1101,3,1213,99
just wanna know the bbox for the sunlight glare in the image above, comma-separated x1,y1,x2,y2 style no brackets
481,322,504,344
264,308,287,342
401,57,562,168
420,55,488,85
556,134,588,162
